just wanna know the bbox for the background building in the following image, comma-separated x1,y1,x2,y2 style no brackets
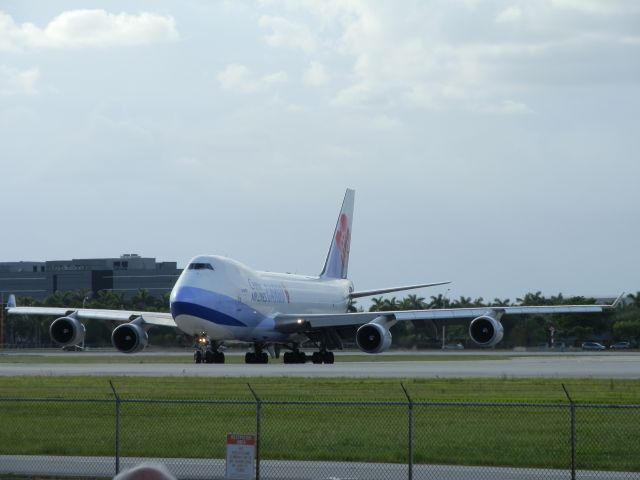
0,254,181,301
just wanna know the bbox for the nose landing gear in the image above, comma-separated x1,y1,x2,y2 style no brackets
193,335,225,364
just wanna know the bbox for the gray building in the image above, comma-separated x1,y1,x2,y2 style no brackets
0,254,181,301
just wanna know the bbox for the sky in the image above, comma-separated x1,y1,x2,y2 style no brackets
1,0,639,303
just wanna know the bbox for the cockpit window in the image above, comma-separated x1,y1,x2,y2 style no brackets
188,262,214,270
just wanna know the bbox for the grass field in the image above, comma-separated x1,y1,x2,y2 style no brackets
2,376,640,402
1,377,640,471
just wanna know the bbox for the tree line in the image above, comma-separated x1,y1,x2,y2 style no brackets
354,291,638,348
3,290,640,349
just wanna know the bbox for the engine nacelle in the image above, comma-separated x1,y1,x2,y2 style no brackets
111,321,148,354
356,322,393,354
469,315,504,347
50,316,85,347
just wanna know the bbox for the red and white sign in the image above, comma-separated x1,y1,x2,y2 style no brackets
225,433,256,480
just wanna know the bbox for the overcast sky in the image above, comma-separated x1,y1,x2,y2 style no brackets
1,0,638,303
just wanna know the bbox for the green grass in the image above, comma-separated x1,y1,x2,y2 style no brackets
3,376,640,402
1,377,640,471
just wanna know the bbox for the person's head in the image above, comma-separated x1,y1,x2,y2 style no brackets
113,463,176,480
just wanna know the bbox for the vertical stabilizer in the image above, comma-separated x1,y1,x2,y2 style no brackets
320,189,355,279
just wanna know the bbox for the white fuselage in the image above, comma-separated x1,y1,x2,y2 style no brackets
169,255,352,343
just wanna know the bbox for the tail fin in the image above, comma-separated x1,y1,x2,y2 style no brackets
320,189,355,279
7,294,16,308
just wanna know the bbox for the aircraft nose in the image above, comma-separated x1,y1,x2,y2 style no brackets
171,284,195,305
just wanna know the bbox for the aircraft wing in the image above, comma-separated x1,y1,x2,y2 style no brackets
5,305,176,328
349,281,451,299
274,298,621,333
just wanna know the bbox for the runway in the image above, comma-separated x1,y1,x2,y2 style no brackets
1,352,640,378
1,455,638,480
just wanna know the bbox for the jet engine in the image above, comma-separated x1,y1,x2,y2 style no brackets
356,322,392,354
50,316,85,347
469,315,504,347
111,321,148,354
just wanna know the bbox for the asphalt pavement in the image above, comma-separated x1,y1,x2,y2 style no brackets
1,351,640,378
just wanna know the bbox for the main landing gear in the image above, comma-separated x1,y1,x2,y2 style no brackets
281,349,334,364
282,350,307,364
311,350,334,364
245,343,269,364
245,351,269,364
193,335,225,364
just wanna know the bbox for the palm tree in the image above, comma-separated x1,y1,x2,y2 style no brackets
44,291,73,308
93,290,126,310
429,293,450,309
159,293,171,312
452,296,473,308
472,297,485,307
347,300,359,313
516,291,546,306
400,294,426,310
549,293,565,305
369,297,385,312
492,298,511,307
382,297,399,311
132,289,152,311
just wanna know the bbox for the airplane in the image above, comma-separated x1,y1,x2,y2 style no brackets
5,189,622,364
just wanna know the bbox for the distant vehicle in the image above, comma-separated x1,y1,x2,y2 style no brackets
581,342,606,351
610,341,632,350
443,343,464,350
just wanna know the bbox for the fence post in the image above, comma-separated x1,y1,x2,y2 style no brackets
109,381,121,476
248,384,261,480
562,384,576,480
401,383,413,480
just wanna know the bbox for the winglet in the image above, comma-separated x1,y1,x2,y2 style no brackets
6,294,16,309
609,292,625,309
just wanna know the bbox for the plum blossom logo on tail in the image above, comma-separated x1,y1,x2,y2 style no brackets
335,213,351,278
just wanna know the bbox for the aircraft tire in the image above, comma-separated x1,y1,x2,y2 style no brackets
312,352,322,364
323,351,335,364
245,352,254,364
205,350,214,364
214,352,225,364
297,352,307,364
194,350,203,364
260,352,269,364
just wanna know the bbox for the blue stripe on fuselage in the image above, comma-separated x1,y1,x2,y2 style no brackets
170,286,249,327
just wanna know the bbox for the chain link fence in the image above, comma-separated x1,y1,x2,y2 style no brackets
1,384,639,479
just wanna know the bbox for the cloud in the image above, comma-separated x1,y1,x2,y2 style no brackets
259,15,317,53
551,0,640,15
303,61,329,86
0,65,40,95
370,114,401,129
0,9,178,51
476,100,534,115
217,63,288,93
495,6,523,23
